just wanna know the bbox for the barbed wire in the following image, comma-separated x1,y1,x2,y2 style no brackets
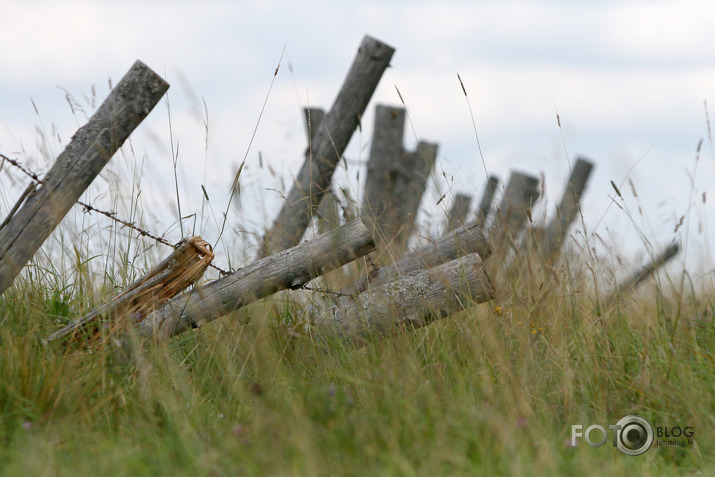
0,152,230,276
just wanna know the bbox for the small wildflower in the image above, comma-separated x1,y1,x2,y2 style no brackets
532,329,536,335
495,306,503,315
22,421,32,431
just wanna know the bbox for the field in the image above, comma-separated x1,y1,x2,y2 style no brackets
0,223,712,476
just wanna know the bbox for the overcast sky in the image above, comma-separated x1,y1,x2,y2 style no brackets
2,0,715,279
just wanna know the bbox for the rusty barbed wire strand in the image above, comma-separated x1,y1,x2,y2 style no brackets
0,152,230,276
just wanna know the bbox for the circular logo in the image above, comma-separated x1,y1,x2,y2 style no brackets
615,415,654,456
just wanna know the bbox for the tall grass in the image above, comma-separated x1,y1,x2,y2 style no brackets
0,216,712,475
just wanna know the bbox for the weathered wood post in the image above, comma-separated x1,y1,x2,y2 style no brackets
475,175,499,228
303,107,325,143
302,107,341,233
315,252,494,346
541,157,594,259
0,61,169,295
259,36,395,257
393,141,438,251
345,220,491,294
445,193,472,232
609,242,680,303
362,104,407,245
488,171,540,246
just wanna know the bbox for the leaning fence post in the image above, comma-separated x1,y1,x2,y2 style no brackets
445,193,472,233
0,60,169,295
361,104,407,244
488,171,540,246
259,36,395,257
344,220,491,295
475,175,499,228
541,157,594,259
393,140,438,251
301,107,341,233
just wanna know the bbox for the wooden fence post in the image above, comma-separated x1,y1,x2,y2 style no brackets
445,193,472,232
0,60,169,295
303,107,325,143
362,104,407,245
609,243,680,303
259,36,395,257
475,175,499,228
392,140,438,251
360,105,438,256
345,220,491,294
488,171,540,245
130,218,376,340
541,157,594,259
314,252,493,346
302,107,341,233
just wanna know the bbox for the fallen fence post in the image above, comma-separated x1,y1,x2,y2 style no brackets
0,60,169,295
314,252,494,346
541,157,594,259
475,175,499,228
345,220,491,294
445,193,472,232
130,218,376,340
609,242,680,303
259,36,395,257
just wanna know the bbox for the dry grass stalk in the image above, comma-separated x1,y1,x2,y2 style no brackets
46,236,214,346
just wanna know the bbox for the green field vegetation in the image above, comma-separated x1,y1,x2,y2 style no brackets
0,227,712,476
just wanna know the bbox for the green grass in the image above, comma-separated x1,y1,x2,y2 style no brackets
0,245,712,476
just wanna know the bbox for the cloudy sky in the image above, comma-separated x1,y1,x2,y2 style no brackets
2,0,715,279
